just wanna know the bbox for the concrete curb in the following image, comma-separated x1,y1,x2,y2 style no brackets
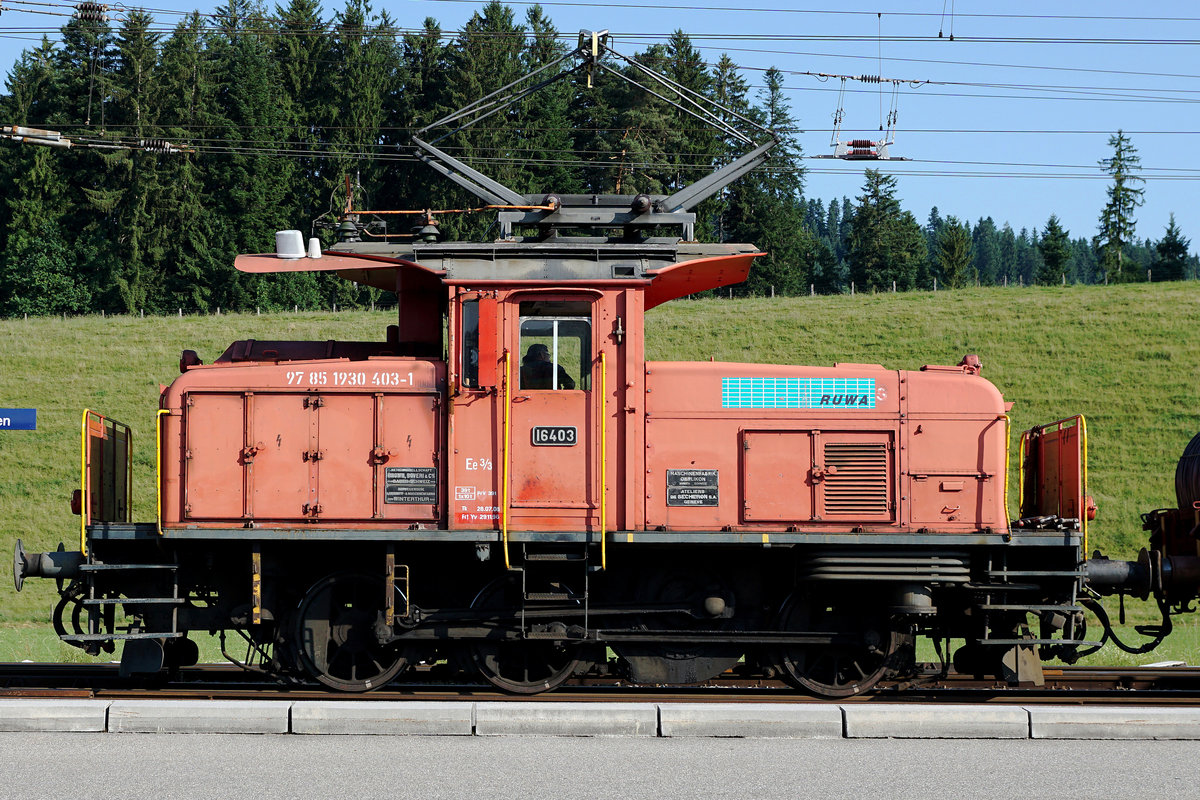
108,700,289,734
474,702,658,736
659,702,842,738
4,700,1200,739
1028,706,1200,740
843,703,1030,739
0,699,110,732
291,701,474,735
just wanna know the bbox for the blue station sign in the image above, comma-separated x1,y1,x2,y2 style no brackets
0,409,37,430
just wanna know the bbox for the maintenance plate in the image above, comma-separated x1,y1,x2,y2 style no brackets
385,467,438,504
666,469,719,507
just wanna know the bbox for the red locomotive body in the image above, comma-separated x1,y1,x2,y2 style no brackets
14,33,1200,694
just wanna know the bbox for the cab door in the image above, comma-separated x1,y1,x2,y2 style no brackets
507,295,597,528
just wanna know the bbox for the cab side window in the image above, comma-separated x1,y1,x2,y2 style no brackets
461,299,480,389
518,301,591,391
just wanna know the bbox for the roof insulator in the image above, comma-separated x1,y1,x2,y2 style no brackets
74,2,108,23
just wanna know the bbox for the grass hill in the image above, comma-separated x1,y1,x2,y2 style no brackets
2,281,1199,661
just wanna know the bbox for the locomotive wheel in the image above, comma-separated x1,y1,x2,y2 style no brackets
470,575,580,694
774,593,906,698
293,572,407,692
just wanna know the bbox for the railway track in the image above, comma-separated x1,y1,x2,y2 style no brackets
3,662,1199,705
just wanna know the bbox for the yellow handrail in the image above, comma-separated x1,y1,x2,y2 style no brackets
599,350,607,571
1001,415,1011,530
501,349,512,570
156,409,169,536
1016,428,1028,519
80,409,90,556
1079,414,1089,559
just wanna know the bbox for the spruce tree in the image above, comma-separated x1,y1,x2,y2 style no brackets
156,14,221,311
936,216,973,289
723,66,809,294
707,54,752,243
392,18,450,210
207,0,300,309
846,170,926,291
1037,214,1071,285
274,0,332,225
972,217,999,285
1155,214,1190,282
1096,130,1145,282
517,6,579,196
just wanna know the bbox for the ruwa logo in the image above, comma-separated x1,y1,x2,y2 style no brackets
818,394,871,407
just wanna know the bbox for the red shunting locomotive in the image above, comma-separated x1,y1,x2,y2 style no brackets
13,33,1200,694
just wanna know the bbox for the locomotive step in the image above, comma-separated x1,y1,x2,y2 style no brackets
979,604,1086,612
524,552,588,562
986,570,1085,578
79,563,178,571
979,637,1104,647
525,630,587,641
61,632,184,642
80,597,185,606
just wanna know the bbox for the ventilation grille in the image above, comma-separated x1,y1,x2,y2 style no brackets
822,442,890,517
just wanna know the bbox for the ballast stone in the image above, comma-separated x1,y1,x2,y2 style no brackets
0,699,110,732
291,701,473,735
108,699,289,734
842,704,1030,739
1028,706,1200,739
659,702,842,738
474,702,657,736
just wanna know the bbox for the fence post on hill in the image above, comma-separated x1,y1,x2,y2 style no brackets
933,277,937,291
178,308,182,317
892,281,896,292
1148,269,1152,282
770,286,775,298
810,284,814,296
1062,274,1066,286
851,282,855,295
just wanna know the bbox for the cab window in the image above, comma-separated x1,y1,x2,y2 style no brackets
518,301,591,391
461,299,480,389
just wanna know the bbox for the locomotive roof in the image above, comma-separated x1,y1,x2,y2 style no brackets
235,239,762,309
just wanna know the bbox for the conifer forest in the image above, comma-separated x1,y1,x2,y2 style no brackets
0,0,1196,316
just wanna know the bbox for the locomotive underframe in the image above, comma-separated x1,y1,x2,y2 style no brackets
66,523,1084,692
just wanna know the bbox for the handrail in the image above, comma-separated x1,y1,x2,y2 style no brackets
1079,414,1089,559
156,409,169,536
1001,414,1011,531
599,350,608,572
501,349,513,570
1016,427,1029,519
80,409,90,556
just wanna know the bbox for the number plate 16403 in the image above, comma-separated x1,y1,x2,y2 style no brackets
531,426,578,446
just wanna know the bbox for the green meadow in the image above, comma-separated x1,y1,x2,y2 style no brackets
1,280,1198,665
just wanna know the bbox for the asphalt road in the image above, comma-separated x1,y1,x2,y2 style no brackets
5,734,1197,800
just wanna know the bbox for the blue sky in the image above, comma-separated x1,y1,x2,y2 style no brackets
2,0,1197,251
